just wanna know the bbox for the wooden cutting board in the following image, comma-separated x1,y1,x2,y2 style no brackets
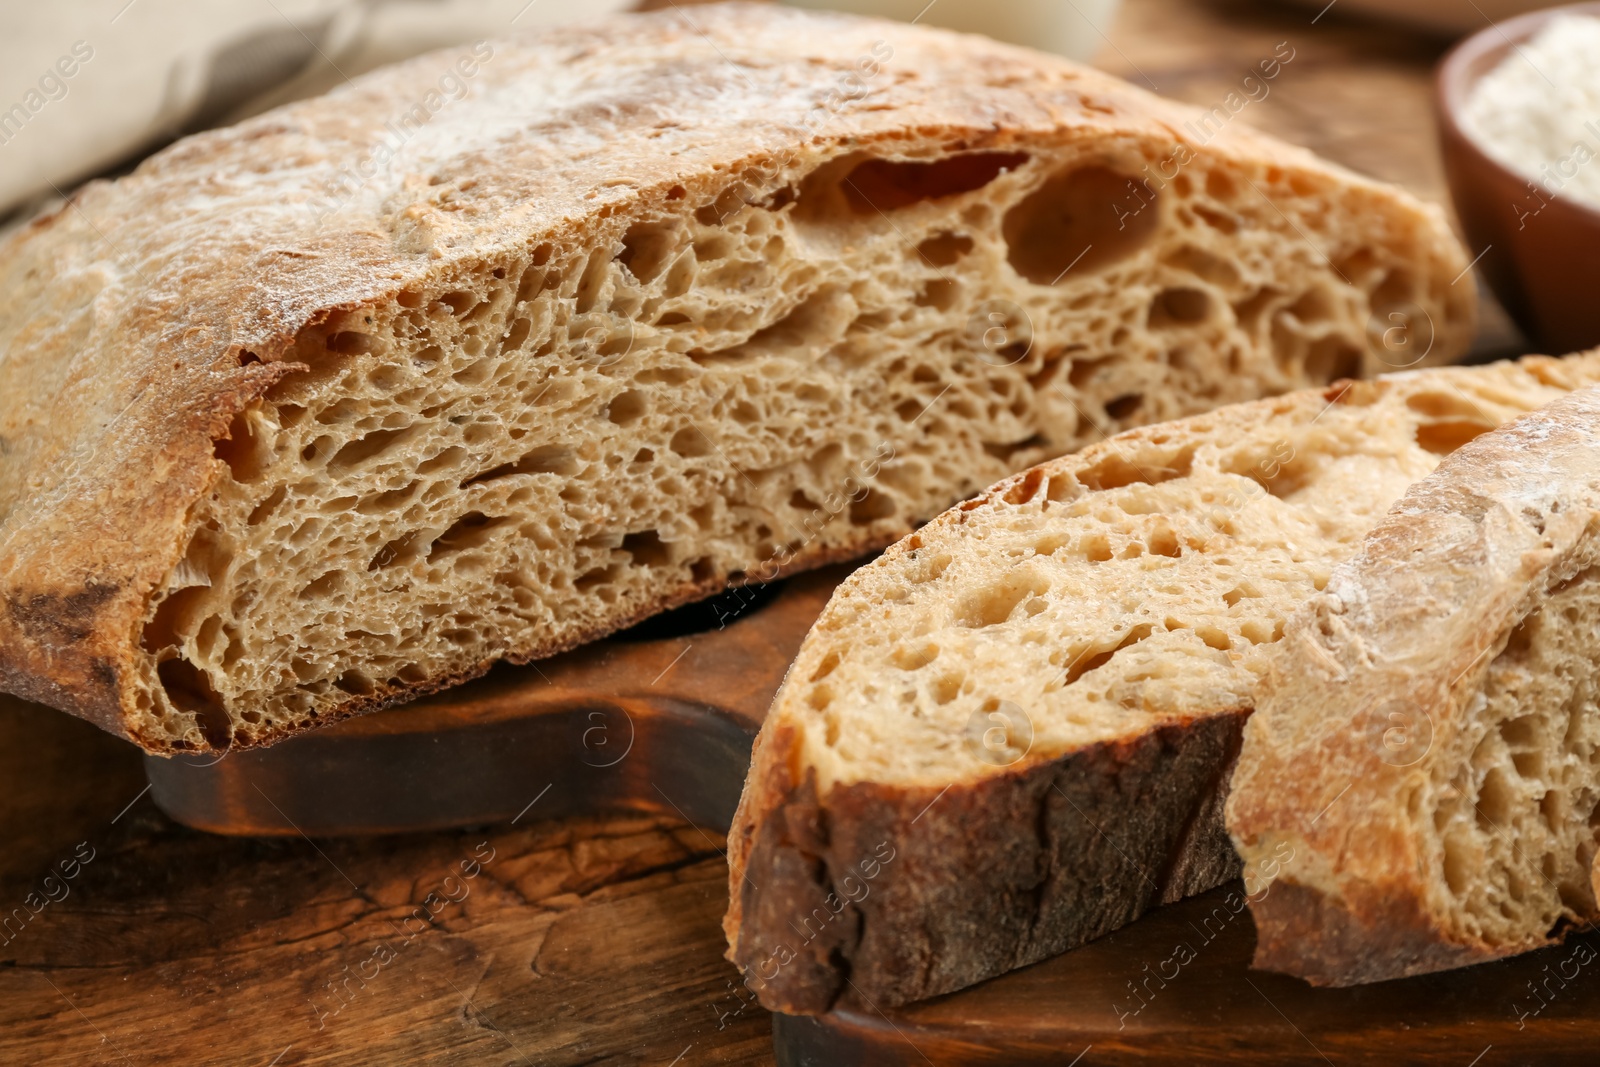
144,564,1600,1065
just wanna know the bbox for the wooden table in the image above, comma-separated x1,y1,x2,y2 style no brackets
0,2,1522,1063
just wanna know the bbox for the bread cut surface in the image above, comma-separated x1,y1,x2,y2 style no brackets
1228,385,1600,986
726,353,1600,1013
0,4,1474,752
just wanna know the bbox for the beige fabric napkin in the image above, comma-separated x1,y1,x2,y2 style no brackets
0,0,631,220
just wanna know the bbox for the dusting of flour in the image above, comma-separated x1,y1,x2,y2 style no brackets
1463,14,1600,212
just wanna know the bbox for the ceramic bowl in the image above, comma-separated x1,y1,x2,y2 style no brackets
1437,2,1600,352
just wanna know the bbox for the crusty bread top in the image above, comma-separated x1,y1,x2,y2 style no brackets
1227,383,1600,968
0,2,1468,725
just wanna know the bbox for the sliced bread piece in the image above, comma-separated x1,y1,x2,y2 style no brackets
725,352,1600,1013
0,4,1475,753
1227,385,1600,986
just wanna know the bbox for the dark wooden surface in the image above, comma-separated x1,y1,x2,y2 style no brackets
0,1,1537,1064
782,883,1600,1066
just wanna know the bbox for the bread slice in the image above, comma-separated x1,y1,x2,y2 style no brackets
724,353,1600,1013
1227,385,1600,986
0,4,1474,753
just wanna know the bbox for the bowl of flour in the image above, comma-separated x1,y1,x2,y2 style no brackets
1438,4,1600,352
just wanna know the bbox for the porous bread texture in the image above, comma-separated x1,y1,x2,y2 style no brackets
1228,384,1600,986
0,4,1475,753
726,352,1600,1013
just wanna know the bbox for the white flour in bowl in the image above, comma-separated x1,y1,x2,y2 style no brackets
1463,13,1600,216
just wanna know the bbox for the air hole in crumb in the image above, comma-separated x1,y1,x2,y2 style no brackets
335,671,376,696
157,658,231,748
670,427,713,458
1232,288,1279,333
328,426,417,472
1064,624,1154,685
1003,164,1159,283
810,650,842,682
327,331,375,355
140,587,208,653
1078,446,1192,491
806,151,1030,216
1164,245,1241,288
428,512,509,562
462,445,579,486
214,409,266,482
1104,394,1144,420
1406,390,1484,420
1288,287,1336,324
1304,336,1363,383
958,570,1051,628
300,571,343,599
606,390,648,426
917,231,974,266
932,673,965,705
617,219,682,284
621,529,672,567
914,277,960,310
890,644,938,670
1415,420,1494,456
1147,526,1181,557
849,488,895,525
1149,287,1211,328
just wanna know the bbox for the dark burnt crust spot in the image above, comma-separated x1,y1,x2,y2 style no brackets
4,581,120,644
734,709,1250,1013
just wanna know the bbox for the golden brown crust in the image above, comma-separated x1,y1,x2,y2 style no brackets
0,3,1471,749
1228,385,1600,985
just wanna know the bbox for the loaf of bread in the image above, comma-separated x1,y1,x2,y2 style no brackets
0,4,1474,753
725,353,1600,1013
1227,385,1600,986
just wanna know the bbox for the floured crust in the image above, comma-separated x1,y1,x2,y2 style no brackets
1229,385,1600,986
0,3,1473,751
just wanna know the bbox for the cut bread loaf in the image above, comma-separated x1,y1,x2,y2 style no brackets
0,4,1474,753
1228,385,1600,986
725,352,1600,1013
